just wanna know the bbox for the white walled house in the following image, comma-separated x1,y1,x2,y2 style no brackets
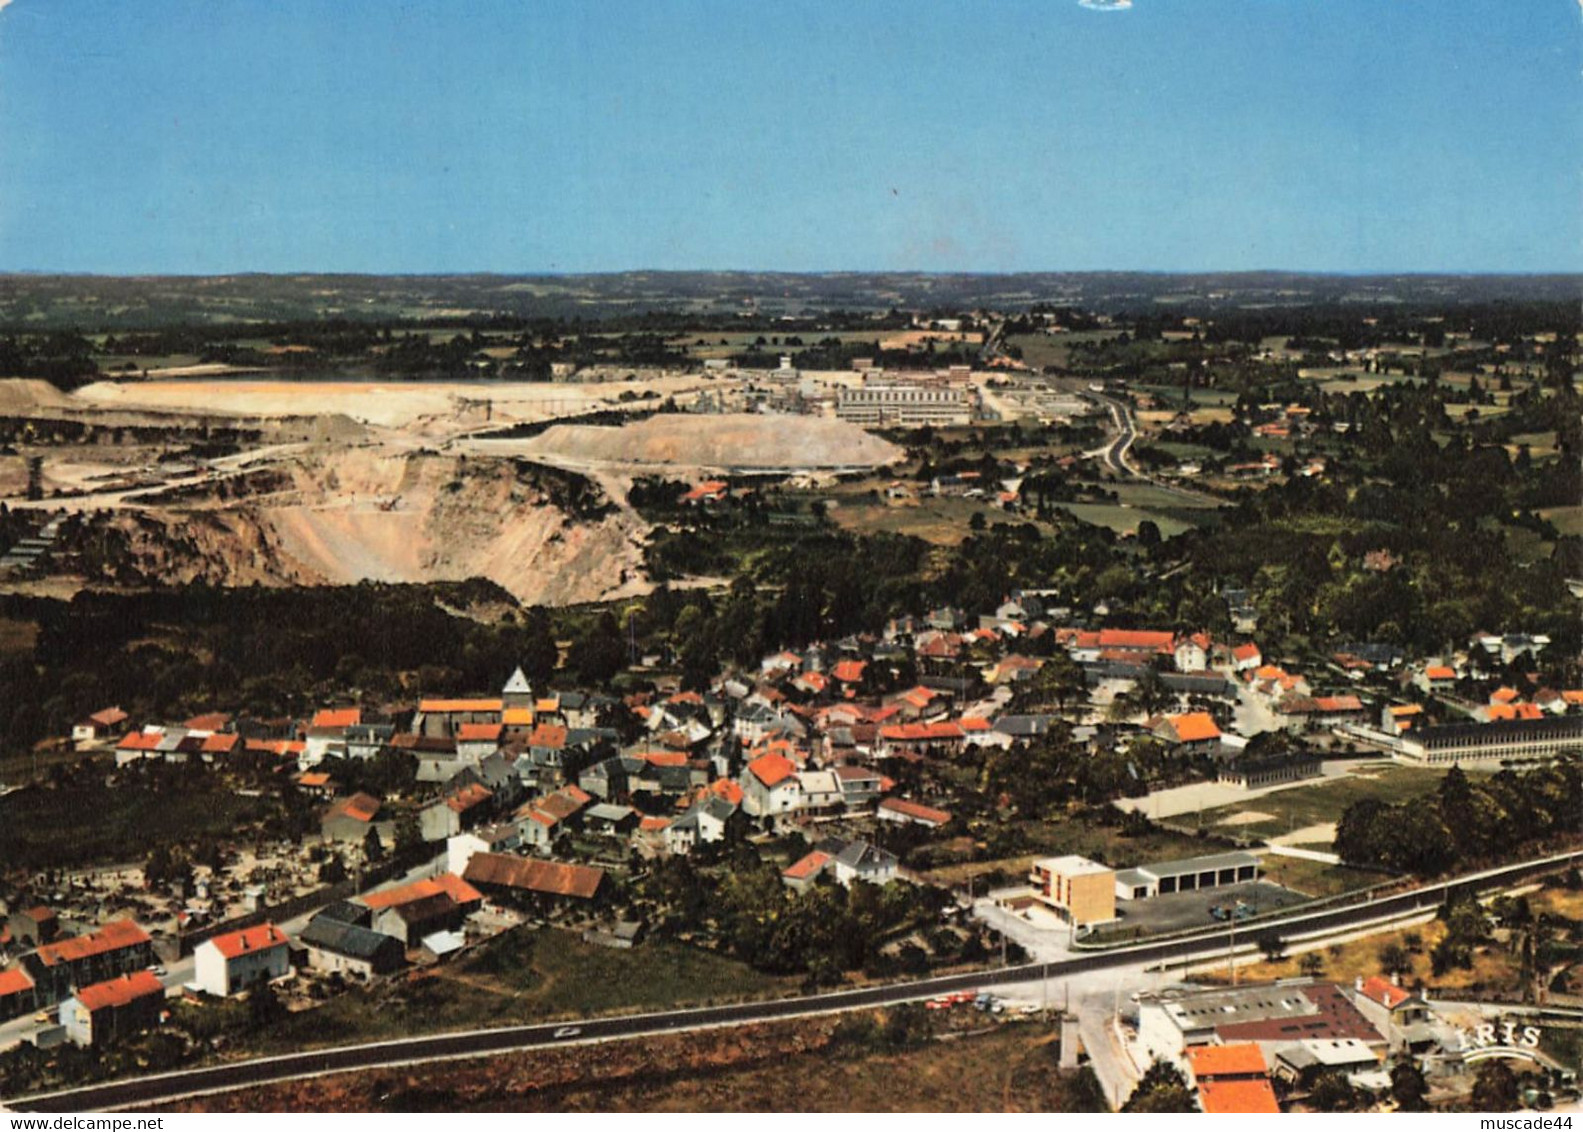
193,924,291,997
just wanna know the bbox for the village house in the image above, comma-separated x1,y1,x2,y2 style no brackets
460,852,606,906
1349,975,1436,1054
7,905,59,948
193,924,292,998
59,970,165,1048
298,903,406,978
22,919,154,1005
1184,1044,1280,1115
740,751,802,817
72,707,129,746
321,792,387,844
876,797,952,829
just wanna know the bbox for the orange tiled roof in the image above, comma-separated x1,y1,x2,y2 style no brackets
34,920,149,968
1164,712,1221,743
782,850,831,880
419,698,503,714
1187,1042,1268,1078
1198,1078,1280,1114
326,792,381,824
832,660,867,683
73,970,164,1012
457,722,503,742
311,707,361,729
205,923,288,960
1424,666,1455,681
747,752,796,788
0,967,35,996
878,797,952,825
1490,686,1520,704
1358,975,1410,1009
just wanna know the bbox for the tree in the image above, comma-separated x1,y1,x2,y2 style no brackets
1298,952,1325,979
1123,1059,1198,1113
1136,519,1162,548
1389,1058,1431,1112
1258,929,1287,963
1307,1071,1361,1113
1378,942,1412,978
1470,1058,1520,1112
362,825,385,864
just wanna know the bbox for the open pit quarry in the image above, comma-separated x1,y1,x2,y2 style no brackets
0,379,902,606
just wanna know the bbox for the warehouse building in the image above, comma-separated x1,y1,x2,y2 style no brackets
1114,851,1260,901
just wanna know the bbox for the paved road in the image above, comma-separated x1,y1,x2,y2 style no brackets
1079,390,1222,506
12,849,1581,1112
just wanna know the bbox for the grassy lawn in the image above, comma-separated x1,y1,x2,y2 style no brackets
1053,502,1195,539
1257,855,1396,899
826,494,1033,546
921,820,1212,887
245,928,795,1055
1198,764,1458,842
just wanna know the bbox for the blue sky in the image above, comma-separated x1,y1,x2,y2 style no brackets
0,0,1578,273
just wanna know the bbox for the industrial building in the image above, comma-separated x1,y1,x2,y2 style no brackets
1114,851,1259,901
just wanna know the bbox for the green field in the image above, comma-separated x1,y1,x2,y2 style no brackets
1257,855,1396,898
1198,763,1464,842
244,928,794,1056
1054,503,1195,539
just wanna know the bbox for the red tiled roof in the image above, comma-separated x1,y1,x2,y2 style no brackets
1162,712,1221,743
832,660,867,683
1490,686,1520,704
296,772,332,788
88,707,129,727
117,731,162,751
1187,1042,1268,1078
325,792,381,824
462,852,605,899
184,713,231,731
311,707,361,729
363,875,483,911
0,967,35,996
457,723,503,742
683,480,729,502
73,970,164,1012
34,920,150,967
638,816,670,832
1424,666,1455,681
1198,1078,1280,1114
201,732,240,754
528,723,568,749
782,850,831,880
747,752,797,788
204,923,288,960
1359,976,1410,1009
447,782,493,812
1232,643,1261,661
878,797,952,826
880,722,963,742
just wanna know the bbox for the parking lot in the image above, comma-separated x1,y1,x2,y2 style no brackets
1105,880,1308,937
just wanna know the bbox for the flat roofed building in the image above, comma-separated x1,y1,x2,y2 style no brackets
1028,855,1116,927
836,384,972,427
1397,716,1583,766
1115,851,1259,900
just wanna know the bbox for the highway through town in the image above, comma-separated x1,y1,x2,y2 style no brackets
11,848,1580,1113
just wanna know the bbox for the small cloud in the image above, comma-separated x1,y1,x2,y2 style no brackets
1078,0,1133,9
0,1,13,12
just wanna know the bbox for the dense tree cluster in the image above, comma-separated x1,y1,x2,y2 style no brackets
1335,764,1582,876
